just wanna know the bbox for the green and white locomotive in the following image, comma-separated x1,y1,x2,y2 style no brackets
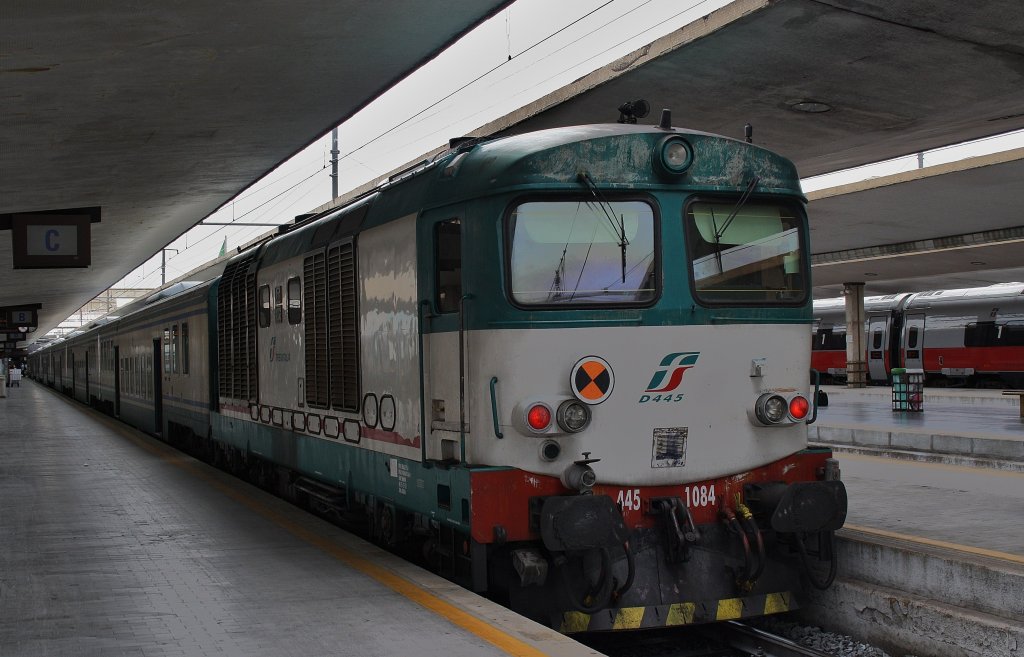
31,117,847,632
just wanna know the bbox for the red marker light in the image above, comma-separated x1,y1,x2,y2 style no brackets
527,404,552,431
789,396,810,420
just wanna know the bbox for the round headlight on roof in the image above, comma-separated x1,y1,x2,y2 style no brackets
656,136,693,176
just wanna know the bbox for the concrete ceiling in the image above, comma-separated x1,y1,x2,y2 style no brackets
4,0,1023,344
808,149,1024,296
0,0,511,341
469,0,1024,297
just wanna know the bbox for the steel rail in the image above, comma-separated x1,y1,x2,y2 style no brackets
719,621,833,657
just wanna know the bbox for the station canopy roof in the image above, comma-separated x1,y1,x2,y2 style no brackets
0,0,511,340
3,0,1023,344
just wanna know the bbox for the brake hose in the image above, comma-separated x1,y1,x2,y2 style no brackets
557,548,615,613
611,541,636,604
740,515,766,581
795,530,838,590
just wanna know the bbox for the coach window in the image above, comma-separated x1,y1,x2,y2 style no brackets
964,321,999,347
182,323,190,375
814,327,845,351
1004,321,1024,346
685,200,806,305
436,219,461,313
259,284,271,327
509,200,656,306
171,324,179,373
287,277,302,324
163,328,171,373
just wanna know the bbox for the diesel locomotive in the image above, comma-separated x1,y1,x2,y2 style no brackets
30,118,847,632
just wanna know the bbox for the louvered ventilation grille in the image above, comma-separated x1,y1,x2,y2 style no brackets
217,256,257,402
304,253,329,408
328,243,359,411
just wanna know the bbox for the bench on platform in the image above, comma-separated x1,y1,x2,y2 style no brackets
1003,390,1024,418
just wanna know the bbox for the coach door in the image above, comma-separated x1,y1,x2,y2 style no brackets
113,346,121,416
903,313,925,370
866,315,889,381
422,214,467,463
153,339,163,434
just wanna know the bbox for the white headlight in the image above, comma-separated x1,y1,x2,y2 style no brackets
756,393,788,424
556,400,591,433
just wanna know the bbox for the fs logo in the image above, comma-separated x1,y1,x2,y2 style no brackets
639,352,699,404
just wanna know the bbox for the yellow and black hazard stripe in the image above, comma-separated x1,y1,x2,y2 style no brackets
559,591,793,633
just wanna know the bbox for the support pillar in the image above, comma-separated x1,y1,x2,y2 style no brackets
844,282,867,388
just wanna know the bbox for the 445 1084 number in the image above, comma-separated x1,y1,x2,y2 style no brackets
616,484,717,512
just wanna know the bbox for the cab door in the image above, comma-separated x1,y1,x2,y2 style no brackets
866,315,889,382
420,213,467,463
903,313,925,370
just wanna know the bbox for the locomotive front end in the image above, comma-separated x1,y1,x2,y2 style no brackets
456,124,847,631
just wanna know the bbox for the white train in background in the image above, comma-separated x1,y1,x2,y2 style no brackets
812,283,1024,387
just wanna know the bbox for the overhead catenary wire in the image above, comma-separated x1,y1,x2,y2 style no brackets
71,2,725,321
132,0,714,286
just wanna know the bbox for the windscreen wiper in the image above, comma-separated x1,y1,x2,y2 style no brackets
715,176,760,243
707,176,759,275
579,172,629,283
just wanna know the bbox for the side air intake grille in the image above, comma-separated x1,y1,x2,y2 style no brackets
304,252,329,408
217,253,258,402
328,242,359,411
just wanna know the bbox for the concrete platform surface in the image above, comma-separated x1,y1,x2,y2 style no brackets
837,452,1024,556
812,385,1024,463
803,399,1024,657
0,381,601,657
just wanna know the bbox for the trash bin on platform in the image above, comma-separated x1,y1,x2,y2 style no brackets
892,367,924,412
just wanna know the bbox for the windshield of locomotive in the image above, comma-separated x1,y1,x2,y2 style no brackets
509,200,656,306
685,201,806,304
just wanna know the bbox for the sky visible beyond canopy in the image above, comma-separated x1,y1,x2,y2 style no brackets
111,0,1023,294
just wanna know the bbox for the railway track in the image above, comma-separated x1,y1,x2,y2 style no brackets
717,621,835,657
577,621,836,657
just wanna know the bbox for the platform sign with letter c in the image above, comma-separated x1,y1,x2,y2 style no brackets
9,210,94,268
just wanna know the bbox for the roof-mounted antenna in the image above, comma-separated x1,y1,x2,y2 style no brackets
658,109,672,130
744,123,753,143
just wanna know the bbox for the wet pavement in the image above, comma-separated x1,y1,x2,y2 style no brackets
815,387,1024,438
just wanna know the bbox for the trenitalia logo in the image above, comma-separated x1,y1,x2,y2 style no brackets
645,352,700,392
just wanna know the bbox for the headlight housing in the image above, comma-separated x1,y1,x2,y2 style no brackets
753,392,812,426
655,136,693,177
755,393,789,424
556,400,591,433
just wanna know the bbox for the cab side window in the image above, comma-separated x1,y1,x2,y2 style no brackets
259,284,272,327
435,219,461,313
287,277,301,324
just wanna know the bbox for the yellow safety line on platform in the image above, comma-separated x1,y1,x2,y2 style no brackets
65,400,553,657
838,451,1024,477
844,523,1024,565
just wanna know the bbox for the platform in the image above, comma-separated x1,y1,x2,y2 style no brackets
801,385,1024,657
811,385,1024,465
0,381,599,657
